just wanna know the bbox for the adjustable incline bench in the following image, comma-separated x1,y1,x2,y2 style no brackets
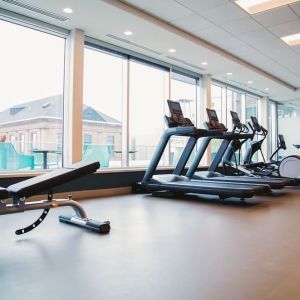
0,161,110,235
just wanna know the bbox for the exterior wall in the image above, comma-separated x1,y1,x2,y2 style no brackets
0,118,121,156
83,121,122,148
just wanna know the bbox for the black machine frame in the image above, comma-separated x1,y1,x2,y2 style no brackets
0,161,110,235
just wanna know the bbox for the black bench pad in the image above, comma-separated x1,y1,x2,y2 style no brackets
7,161,100,198
0,187,9,199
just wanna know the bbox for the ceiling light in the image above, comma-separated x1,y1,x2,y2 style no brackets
247,80,253,84
63,7,73,14
235,0,299,14
201,62,208,66
226,72,233,76
281,33,300,46
124,31,133,36
264,88,270,91
168,49,176,53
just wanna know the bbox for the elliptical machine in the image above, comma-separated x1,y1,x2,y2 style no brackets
222,112,273,176
277,136,300,178
243,116,268,168
224,112,300,180
247,117,300,178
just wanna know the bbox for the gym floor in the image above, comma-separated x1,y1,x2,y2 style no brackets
2,188,300,300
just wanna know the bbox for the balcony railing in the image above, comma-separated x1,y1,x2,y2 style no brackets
0,140,194,171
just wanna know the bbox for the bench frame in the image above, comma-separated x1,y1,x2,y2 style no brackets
0,162,110,235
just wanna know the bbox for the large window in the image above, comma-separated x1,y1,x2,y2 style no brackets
211,84,245,160
277,101,300,158
129,60,169,167
245,95,258,122
211,84,244,127
211,83,261,162
0,20,65,172
83,47,125,168
83,44,202,169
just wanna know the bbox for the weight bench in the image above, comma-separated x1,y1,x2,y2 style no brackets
0,161,110,235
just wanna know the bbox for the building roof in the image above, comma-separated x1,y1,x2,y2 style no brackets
0,95,120,124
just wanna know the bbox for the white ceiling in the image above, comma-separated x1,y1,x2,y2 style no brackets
0,0,300,103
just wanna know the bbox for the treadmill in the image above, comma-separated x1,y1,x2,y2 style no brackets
182,108,293,188
140,100,270,200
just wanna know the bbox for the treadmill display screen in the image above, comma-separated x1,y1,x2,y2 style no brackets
251,116,259,126
207,109,218,121
168,100,182,114
231,111,240,122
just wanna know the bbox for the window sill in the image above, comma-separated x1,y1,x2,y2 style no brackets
0,165,210,179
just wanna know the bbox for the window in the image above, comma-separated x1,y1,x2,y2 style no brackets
0,20,65,171
226,89,243,130
57,133,63,151
106,135,115,155
30,132,38,150
9,134,16,147
211,85,223,122
83,46,125,168
277,100,300,157
211,84,226,161
211,82,262,162
84,134,92,145
19,133,25,154
245,95,258,122
268,101,277,157
170,71,198,166
128,60,169,167
210,84,224,161
211,84,244,127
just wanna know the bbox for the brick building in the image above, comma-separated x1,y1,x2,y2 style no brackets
0,95,122,155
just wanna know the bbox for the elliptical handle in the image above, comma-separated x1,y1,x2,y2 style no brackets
242,123,249,133
261,126,268,136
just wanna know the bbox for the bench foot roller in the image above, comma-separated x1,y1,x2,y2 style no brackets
59,215,110,234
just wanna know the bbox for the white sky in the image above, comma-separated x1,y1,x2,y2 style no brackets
0,19,65,111
0,19,195,145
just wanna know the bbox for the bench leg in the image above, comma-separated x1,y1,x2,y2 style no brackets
58,196,110,234
0,197,110,234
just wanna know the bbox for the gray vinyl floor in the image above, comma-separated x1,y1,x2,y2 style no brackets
2,188,300,300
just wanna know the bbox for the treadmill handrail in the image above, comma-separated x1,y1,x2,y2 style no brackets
142,126,197,182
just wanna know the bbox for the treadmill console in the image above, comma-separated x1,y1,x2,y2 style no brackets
278,134,287,150
206,108,227,131
167,100,193,127
230,111,242,129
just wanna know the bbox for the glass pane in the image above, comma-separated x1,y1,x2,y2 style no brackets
169,75,197,167
245,95,257,122
129,61,169,167
211,85,223,161
268,101,277,156
0,20,65,171
226,89,243,130
83,47,124,169
277,100,300,158
211,85,222,121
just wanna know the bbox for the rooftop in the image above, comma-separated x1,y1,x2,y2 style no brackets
0,95,120,124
